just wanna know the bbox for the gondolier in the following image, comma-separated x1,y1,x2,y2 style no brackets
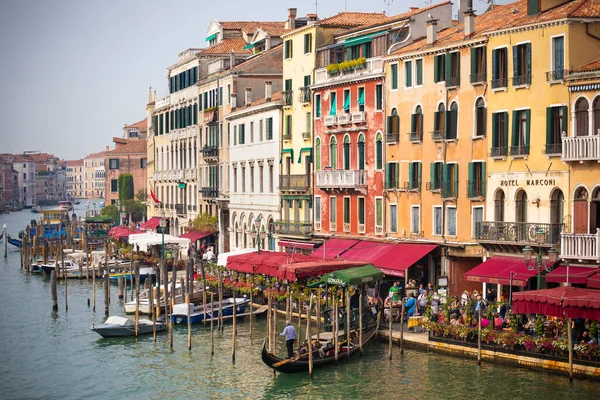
280,320,297,358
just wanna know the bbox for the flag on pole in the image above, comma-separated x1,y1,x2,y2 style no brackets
150,189,160,205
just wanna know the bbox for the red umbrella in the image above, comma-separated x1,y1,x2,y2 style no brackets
512,286,600,320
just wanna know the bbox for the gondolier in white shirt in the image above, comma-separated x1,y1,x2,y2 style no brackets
279,320,297,359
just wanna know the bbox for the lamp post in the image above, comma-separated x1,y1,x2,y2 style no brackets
3,223,7,258
522,227,558,290
250,223,267,255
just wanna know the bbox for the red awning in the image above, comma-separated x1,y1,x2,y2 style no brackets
140,216,161,230
588,271,600,289
278,240,316,250
278,260,366,282
312,238,360,259
108,226,143,239
546,265,598,284
512,286,600,320
464,256,541,287
180,231,213,242
339,241,436,277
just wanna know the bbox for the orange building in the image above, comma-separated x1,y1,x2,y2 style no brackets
105,138,147,205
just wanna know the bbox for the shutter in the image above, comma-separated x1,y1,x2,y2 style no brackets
434,55,439,82
198,95,202,111
455,53,461,83
445,53,452,82
395,163,400,189
219,87,223,106
562,106,568,136
482,46,487,72
470,48,476,78
482,107,487,135
411,114,416,133
387,116,393,134
511,110,518,147
481,162,486,198
526,43,532,82
546,107,554,145
385,163,391,188
503,112,509,149
492,113,498,147
512,45,519,79
442,163,449,197
468,162,474,197
393,116,399,133
525,109,531,147
492,49,497,80
417,163,422,190
574,201,588,233
430,162,436,189
406,61,412,87
450,109,458,139
453,164,458,198
434,111,440,132
408,163,413,189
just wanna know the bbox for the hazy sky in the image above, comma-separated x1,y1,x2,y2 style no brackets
0,0,496,161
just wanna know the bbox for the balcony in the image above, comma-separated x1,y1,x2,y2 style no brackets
475,221,563,245
561,230,600,261
324,115,337,127
510,145,530,157
512,75,531,87
351,111,366,123
302,132,311,140
201,145,219,160
314,57,384,84
337,113,351,125
169,170,183,180
386,133,399,143
491,146,508,158
491,77,508,89
562,135,600,162
432,130,444,142
175,203,186,215
409,131,423,143
316,170,366,190
279,174,310,191
404,181,420,192
283,90,293,106
426,181,441,192
470,72,487,84
201,187,219,198
275,221,312,236
445,76,460,88
467,180,485,199
544,143,562,156
546,70,566,82
441,181,457,199
298,87,311,103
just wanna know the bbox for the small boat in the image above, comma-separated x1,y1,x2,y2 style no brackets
31,206,41,214
7,235,22,248
261,320,379,373
109,267,155,283
58,200,74,212
40,260,82,278
124,281,203,314
74,200,81,205
171,297,250,324
90,316,166,338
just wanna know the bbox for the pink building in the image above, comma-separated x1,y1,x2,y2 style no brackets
105,138,147,205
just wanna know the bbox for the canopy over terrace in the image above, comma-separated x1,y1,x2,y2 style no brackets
128,232,190,254
512,286,600,321
225,251,365,282
108,226,143,240
308,264,383,288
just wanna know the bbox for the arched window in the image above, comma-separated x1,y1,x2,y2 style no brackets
576,98,589,136
434,103,445,138
330,136,337,170
376,133,382,169
412,106,423,137
515,190,527,223
550,188,564,243
357,133,365,170
574,186,589,234
315,138,321,171
475,98,486,137
343,135,351,170
268,219,275,250
448,102,458,140
494,189,505,222
594,97,600,135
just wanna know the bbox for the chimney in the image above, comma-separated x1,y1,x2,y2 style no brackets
105,146,109,152
230,50,235,70
231,93,237,109
307,13,318,25
409,7,419,12
265,38,271,51
286,8,297,29
148,87,153,103
244,88,252,106
265,81,272,101
457,0,472,23
426,17,438,45
464,8,475,37
153,91,157,101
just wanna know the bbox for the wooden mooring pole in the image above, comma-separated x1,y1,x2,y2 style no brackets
210,293,215,357
388,303,393,360
135,263,140,338
51,270,58,312
62,238,68,311
400,300,405,355
359,293,363,354
117,276,124,299
307,293,313,377
477,308,482,366
104,242,109,316
232,287,237,363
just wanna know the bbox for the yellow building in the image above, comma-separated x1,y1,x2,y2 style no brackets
278,11,388,247
562,59,600,266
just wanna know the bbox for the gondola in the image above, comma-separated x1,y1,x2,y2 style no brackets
7,235,22,248
261,321,379,373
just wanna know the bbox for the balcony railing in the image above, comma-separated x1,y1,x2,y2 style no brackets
302,132,311,139
491,77,508,89
279,174,310,191
316,170,366,190
337,113,351,125
324,115,337,127
201,145,219,158
561,230,600,261
175,204,186,215
314,57,383,84
426,181,441,191
441,181,457,199
275,221,312,236
491,146,508,157
432,130,444,141
386,133,399,143
546,69,565,81
445,76,460,88
510,145,530,157
201,187,219,198
404,181,420,191
544,143,562,156
562,135,600,162
298,87,311,103
409,131,423,143
467,180,485,198
475,221,563,245
512,75,531,86
283,90,293,106
470,72,487,84
351,111,366,123
282,133,292,141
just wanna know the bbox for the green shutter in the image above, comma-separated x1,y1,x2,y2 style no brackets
481,107,487,135
546,107,553,145
455,53,461,83
442,163,450,197
411,114,417,133
468,162,474,197
395,163,400,189
503,112,509,149
416,60,423,85
470,48,477,77
405,61,412,87
330,94,336,115
528,0,539,15
385,162,391,188
408,163,414,189
454,164,459,198
391,64,398,89
434,111,440,132
434,55,440,82
562,106,568,136
526,43,532,82
316,96,321,117
219,87,223,106
343,92,350,112
525,109,531,148
445,53,452,82
387,116,393,134
376,199,382,226
512,45,519,79
417,162,422,190
511,110,518,147
376,140,382,169
492,49,498,80
358,88,365,106
492,113,498,147
481,162,486,198
450,108,458,139
430,162,436,189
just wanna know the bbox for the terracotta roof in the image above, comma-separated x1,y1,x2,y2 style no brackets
107,138,147,155
228,44,283,74
200,38,251,55
124,119,147,131
219,21,286,35
232,90,283,112
571,58,600,73
84,150,107,159
319,12,388,27
13,155,33,162
65,159,84,167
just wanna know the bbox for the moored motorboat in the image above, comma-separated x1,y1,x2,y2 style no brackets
171,297,250,324
124,281,203,314
90,316,166,338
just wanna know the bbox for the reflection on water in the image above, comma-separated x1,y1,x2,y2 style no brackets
1,206,599,399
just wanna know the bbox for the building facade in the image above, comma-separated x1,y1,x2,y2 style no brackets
0,157,19,208
65,159,84,199
105,138,147,205
84,151,106,199
12,155,37,206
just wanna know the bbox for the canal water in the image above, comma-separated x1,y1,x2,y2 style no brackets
1,204,599,399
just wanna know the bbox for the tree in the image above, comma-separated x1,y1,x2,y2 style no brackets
118,174,134,203
135,189,147,202
122,199,147,222
101,204,119,224
189,214,218,233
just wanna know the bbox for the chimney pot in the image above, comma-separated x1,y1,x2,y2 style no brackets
229,51,235,69
231,93,237,109
286,8,297,29
265,81,272,101
426,18,438,44
244,88,252,106
464,9,475,36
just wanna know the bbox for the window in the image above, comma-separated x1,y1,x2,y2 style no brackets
315,196,321,224
429,162,442,191
511,109,530,156
375,84,383,110
491,112,509,157
387,108,399,141
375,198,383,230
233,167,238,192
433,206,443,235
546,106,567,155
441,163,458,198
357,87,365,112
342,89,351,114
306,112,312,137
239,123,246,145
415,59,423,86
241,166,246,192
315,94,321,117
390,63,398,90
551,36,565,80
433,103,445,140
250,121,254,143
110,179,118,192
266,117,273,140
228,84,231,104
284,39,293,59
140,158,147,168
330,197,337,224
385,162,399,189
512,43,532,86
284,115,292,138
411,206,420,234
329,136,337,169
358,197,365,226
475,98,486,137
343,197,350,225
404,60,412,87
470,46,486,83
250,165,254,192
446,206,457,236
357,134,365,170
343,135,351,170
330,92,337,116
389,204,398,233
315,138,321,170
445,52,460,87
258,119,263,142
467,161,486,198
408,162,421,191
433,54,445,82
410,106,423,141
472,206,484,238
376,133,383,169
445,102,458,140
303,33,312,54
284,79,292,105
492,48,508,88
269,164,273,193
109,159,119,170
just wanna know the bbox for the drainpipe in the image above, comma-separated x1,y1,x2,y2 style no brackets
441,53,449,277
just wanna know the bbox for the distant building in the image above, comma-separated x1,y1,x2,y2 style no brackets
105,138,147,205
83,151,106,199
0,157,19,208
65,159,84,199
123,119,148,140
10,155,36,206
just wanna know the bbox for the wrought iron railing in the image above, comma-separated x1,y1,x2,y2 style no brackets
432,130,444,141
544,143,562,155
510,145,530,156
175,204,186,215
386,133,399,143
298,87,311,103
201,145,219,158
512,74,531,86
546,70,565,81
475,221,563,244
441,181,457,199
409,131,423,143
201,187,219,198
470,72,487,84
491,77,508,89
467,180,485,198
279,174,310,191
445,76,460,88
283,90,293,106
426,181,441,191
404,181,420,191
491,146,508,157
275,221,312,235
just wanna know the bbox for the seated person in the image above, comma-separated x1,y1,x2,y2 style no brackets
494,313,504,331
313,339,325,358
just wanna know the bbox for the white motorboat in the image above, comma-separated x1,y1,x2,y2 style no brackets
124,280,203,314
90,316,165,338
